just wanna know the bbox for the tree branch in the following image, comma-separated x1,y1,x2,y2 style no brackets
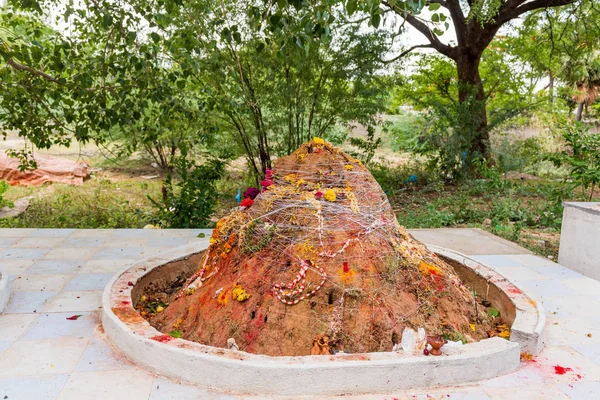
383,44,433,63
496,0,576,26
383,1,457,59
3,56,63,85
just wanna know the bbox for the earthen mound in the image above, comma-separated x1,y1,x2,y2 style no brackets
143,138,493,356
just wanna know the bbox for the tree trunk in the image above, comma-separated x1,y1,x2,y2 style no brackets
456,52,489,162
576,101,584,121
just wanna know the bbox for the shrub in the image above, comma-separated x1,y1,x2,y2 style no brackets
547,122,600,200
149,155,226,228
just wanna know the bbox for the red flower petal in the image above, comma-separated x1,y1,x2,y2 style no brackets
127,281,134,286
240,198,254,208
66,315,82,320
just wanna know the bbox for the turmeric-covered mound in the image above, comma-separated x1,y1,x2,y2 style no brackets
143,138,494,356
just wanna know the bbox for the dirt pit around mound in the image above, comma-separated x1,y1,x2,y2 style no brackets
136,139,501,356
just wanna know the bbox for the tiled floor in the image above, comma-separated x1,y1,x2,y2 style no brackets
0,228,599,399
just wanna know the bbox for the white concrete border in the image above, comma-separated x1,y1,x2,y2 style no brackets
558,202,600,281
428,246,545,356
0,270,11,313
102,242,532,396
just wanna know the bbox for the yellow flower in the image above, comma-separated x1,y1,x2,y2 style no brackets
232,284,250,302
498,330,511,339
345,164,353,171
313,137,325,145
324,189,336,202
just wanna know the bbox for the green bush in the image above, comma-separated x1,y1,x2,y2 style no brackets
149,155,225,228
547,122,600,201
0,181,14,209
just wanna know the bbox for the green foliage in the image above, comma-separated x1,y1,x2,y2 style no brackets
348,126,381,164
0,181,14,209
487,308,500,317
547,122,600,201
149,155,226,228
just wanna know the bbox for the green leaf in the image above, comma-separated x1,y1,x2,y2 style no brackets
487,308,500,317
150,32,160,44
168,330,182,338
347,0,358,16
431,13,440,23
429,3,441,11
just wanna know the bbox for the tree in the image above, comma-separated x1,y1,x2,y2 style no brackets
266,0,582,164
0,1,389,180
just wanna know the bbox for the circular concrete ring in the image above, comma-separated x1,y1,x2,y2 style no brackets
102,242,543,396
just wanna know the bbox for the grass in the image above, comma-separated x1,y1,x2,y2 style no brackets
383,177,583,259
1,176,163,229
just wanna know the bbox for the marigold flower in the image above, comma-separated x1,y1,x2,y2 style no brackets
313,137,325,145
324,189,336,202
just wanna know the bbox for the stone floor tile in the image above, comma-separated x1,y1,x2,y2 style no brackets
111,229,156,238
64,273,113,291
147,237,189,247
0,259,37,274
74,337,135,372
406,387,491,399
483,385,570,399
0,237,20,247
29,229,76,238
0,337,89,376
540,297,600,319
508,254,561,268
544,318,600,346
57,369,154,400
0,247,50,260
19,312,99,341
79,258,136,274
481,361,545,389
12,274,74,292
43,291,102,313
537,346,600,383
147,229,192,238
0,228,37,238
61,237,107,248
103,238,149,248
0,374,69,400
527,264,586,280
149,378,239,400
4,291,58,313
471,255,522,268
91,246,144,259
561,278,600,295
0,342,11,354
514,279,579,298
26,260,85,275
557,380,600,399
0,314,39,341
11,237,66,248
69,229,115,238
489,265,549,282
44,247,98,260
572,343,600,367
